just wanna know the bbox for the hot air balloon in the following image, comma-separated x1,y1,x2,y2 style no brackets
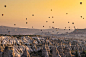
52,21,54,23
51,9,52,11
32,14,34,16
2,14,4,16
52,27,54,29
52,16,53,18
64,29,65,30
48,17,50,18
74,26,75,28
46,21,48,22
80,16,82,18
8,31,10,33
56,28,57,29
4,5,6,7
41,30,42,31
43,26,44,27
14,24,16,26
26,18,27,20
69,29,70,30
65,27,66,29
32,26,33,28
72,22,74,24
68,22,69,23
26,22,28,24
83,18,84,19
66,13,68,14
80,2,82,4
69,27,70,28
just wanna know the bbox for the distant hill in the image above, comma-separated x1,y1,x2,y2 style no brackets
0,26,74,35
70,29,86,34
0,26,41,35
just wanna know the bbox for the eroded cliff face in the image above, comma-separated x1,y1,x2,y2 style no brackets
0,46,13,57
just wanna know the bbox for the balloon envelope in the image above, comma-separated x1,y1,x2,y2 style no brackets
80,2,82,4
32,14,34,16
46,21,48,22
52,16,53,18
52,27,54,29
72,22,74,24
66,13,68,14
4,5,6,7
26,18,27,20
2,14,4,16
52,21,54,23
14,24,16,26
26,22,28,24
51,9,52,11
81,16,82,18
48,17,50,18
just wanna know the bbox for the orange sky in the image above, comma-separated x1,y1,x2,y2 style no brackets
0,0,86,29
